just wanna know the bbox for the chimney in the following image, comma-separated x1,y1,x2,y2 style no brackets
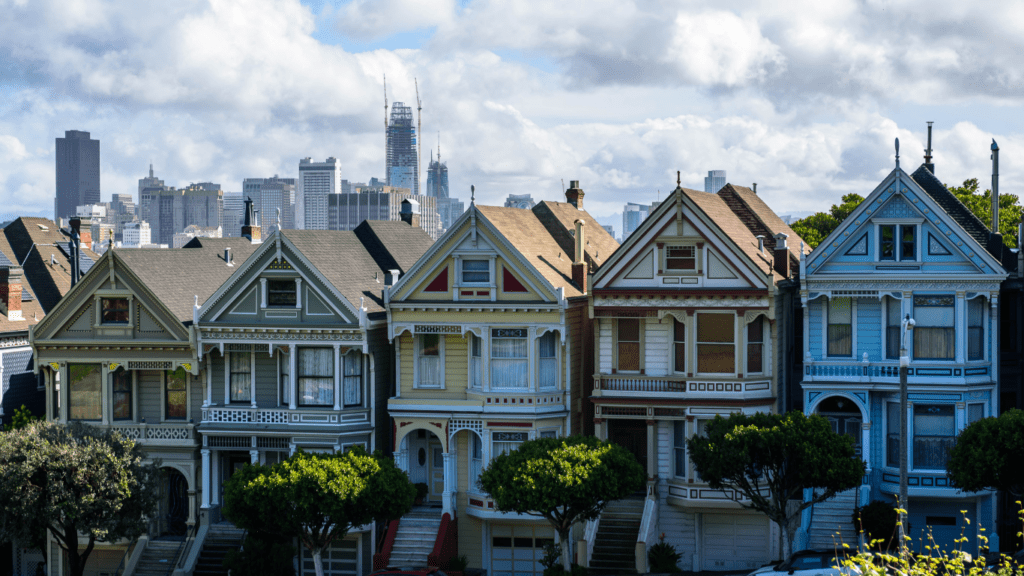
988,139,1004,258
241,197,262,243
572,219,588,292
752,183,757,194
756,235,765,253
773,232,790,278
0,266,24,321
400,198,421,228
224,247,233,266
70,217,93,246
386,269,400,286
565,180,584,210
924,121,935,174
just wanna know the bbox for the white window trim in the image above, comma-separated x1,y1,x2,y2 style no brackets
966,294,987,362
537,330,559,391
662,244,699,276
671,318,686,375
341,350,365,408
694,312,737,376
468,333,483,391
414,333,446,389
745,315,766,376
823,297,858,359
489,327,531,390
161,368,190,423
457,257,495,287
873,220,923,263
612,318,645,374
672,420,687,481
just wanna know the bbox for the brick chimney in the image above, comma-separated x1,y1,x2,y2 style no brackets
565,180,584,210
70,217,92,246
773,233,789,278
241,197,262,243
572,219,588,293
400,198,421,228
0,266,24,321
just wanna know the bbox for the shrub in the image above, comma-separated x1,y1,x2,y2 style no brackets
415,482,429,500
854,500,899,551
648,539,683,573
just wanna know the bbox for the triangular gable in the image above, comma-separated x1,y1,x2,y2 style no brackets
624,248,655,279
199,232,360,325
389,205,561,304
805,169,1006,278
33,250,188,343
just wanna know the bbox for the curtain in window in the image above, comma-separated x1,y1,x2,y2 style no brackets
539,332,557,389
827,298,852,357
493,441,522,458
968,403,984,424
697,314,735,373
913,404,954,469
469,334,482,389
343,350,361,406
913,300,954,360
491,337,528,388
747,317,764,373
112,370,132,420
69,364,101,420
165,368,187,420
886,402,900,467
419,334,442,387
968,298,984,360
298,348,334,406
616,319,641,371
673,421,686,478
886,297,902,359
230,352,252,402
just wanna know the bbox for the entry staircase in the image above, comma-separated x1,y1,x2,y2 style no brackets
387,506,442,567
807,488,859,549
131,540,180,576
589,496,644,575
193,524,245,576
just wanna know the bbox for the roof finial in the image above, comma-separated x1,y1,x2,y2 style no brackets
276,207,282,231
676,171,681,187
895,137,900,169
471,185,475,205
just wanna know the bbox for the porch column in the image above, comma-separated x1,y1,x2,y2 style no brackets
861,422,871,471
201,449,211,509
333,344,341,411
250,449,259,464
187,489,197,525
101,364,110,425
204,355,212,407
295,278,303,309
211,452,220,505
395,449,409,474
442,451,455,516
593,418,604,441
289,348,297,410
955,291,966,363
646,419,657,488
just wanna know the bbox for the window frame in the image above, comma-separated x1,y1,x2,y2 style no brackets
164,367,188,421
885,296,902,360
967,297,985,361
415,333,445,389
68,363,102,421
877,222,919,262
912,403,955,471
826,297,854,358
470,433,484,494
469,333,483,390
342,349,363,408
297,346,335,407
746,316,765,375
695,312,736,375
490,328,529,389
912,295,955,361
613,318,643,373
278,348,290,407
673,420,686,480
100,297,130,324
266,279,297,308
112,368,133,421
672,317,686,374
461,259,491,285
663,244,697,274
228,350,253,403
538,331,558,390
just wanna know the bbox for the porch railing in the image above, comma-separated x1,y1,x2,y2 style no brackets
635,492,659,573
804,360,990,383
594,374,771,394
202,406,357,425
110,424,194,443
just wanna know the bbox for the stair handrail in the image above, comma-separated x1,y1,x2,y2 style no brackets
582,513,601,567
427,513,457,568
372,519,401,571
178,523,209,575
112,539,138,576
173,518,202,572
635,494,659,574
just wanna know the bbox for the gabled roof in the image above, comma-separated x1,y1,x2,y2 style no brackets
2,217,100,313
682,187,780,280
531,201,619,269
0,234,45,334
280,230,393,315
353,220,435,275
115,238,259,323
717,184,810,264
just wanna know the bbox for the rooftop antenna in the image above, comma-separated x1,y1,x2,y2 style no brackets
416,77,422,196
437,131,441,161
924,121,934,172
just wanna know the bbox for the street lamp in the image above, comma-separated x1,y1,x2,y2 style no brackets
899,313,916,553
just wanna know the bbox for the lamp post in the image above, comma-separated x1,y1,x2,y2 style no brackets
899,313,915,553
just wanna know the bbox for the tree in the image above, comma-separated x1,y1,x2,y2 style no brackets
478,435,646,572
947,409,1024,496
0,421,159,576
0,404,40,432
687,411,865,558
222,447,415,576
946,178,1023,248
791,194,864,248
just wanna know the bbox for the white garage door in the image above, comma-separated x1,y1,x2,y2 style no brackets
490,524,555,576
702,514,771,571
300,535,359,576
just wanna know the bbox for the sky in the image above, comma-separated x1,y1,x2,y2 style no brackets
2,0,1024,234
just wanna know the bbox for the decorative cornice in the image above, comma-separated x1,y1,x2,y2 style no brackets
0,336,30,348
807,281,1001,293
597,296,768,308
201,330,363,342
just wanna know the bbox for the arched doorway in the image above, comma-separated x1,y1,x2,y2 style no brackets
402,429,445,504
159,468,189,538
815,396,862,457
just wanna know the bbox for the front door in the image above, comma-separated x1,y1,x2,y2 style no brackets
221,453,252,504
822,413,862,457
160,468,188,537
429,441,444,502
607,419,648,476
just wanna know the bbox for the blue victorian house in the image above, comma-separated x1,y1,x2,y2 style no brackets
796,148,1011,553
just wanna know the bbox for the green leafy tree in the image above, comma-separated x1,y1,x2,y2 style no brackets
791,194,865,248
0,421,159,576
479,435,646,572
946,178,1023,248
687,411,865,558
947,409,1024,496
0,404,40,432
222,447,415,576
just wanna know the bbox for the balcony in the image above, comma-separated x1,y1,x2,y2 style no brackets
803,359,991,385
593,374,771,399
200,406,368,426
109,423,197,446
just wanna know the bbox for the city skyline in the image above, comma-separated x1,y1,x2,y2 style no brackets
3,0,1024,229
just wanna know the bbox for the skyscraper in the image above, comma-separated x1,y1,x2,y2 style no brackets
386,102,419,196
222,191,243,237
704,170,727,194
243,176,296,234
426,147,463,231
146,184,223,245
327,185,442,241
622,202,651,240
296,157,341,230
55,130,100,223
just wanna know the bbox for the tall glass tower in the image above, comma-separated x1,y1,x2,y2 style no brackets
386,102,419,196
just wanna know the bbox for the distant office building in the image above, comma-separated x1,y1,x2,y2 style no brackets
108,194,136,241
504,194,535,209
341,180,367,195
75,204,106,219
704,170,726,194
328,186,441,240
173,224,223,248
425,148,464,231
122,221,151,248
386,102,419,196
91,222,116,253
622,202,651,240
297,157,341,230
243,176,296,234
602,224,615,239
138,164,163,198
55,130,101,223
436,198,465,233
146,184,223,245
222,192,243,238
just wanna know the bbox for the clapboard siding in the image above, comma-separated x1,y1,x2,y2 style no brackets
138,370,163,422
399,334,414,395
645,319,670,376
857,298,881,360
255,352,279,408
808,300,823,359
659,496,697,569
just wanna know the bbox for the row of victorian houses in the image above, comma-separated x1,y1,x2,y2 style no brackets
4,144,1023,576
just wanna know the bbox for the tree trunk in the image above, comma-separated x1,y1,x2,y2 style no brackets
560,529,572,572
312,548,325,576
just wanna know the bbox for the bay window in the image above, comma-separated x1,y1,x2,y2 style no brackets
343,350,362,407
615,319,641,372
827,298,852,357
539,332,557,389
913,404,954,469
968,298,984,360
417,334,442,388
165,368,187,420
696,314,734,373
112,369,132,420
229,351,252,402
69,364,101,420
491,328,528,388
298,347,333,406
747,316,764,374
913,296,954,360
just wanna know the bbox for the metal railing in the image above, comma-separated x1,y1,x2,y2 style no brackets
112,540,138,576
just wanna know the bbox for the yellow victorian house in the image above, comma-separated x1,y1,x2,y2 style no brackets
381,183,617,575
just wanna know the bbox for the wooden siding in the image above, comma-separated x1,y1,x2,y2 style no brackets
255,351,279,408
858,298,882,360
645,318,670,376
598,318,613,374
399,333,414,396
138,370,162,422
808,301,823,359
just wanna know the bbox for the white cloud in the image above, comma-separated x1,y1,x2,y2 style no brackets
336,0,456,41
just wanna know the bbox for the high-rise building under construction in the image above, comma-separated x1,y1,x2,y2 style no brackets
386,102,419,196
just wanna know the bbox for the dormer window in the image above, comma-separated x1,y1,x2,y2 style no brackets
880,225,915,261
462,260,490,284
267,280,296,307
665,246,696,271
101,298,129,324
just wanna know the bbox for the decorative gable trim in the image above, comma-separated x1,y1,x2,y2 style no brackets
928,233,952,256
844,234,868,256
624,249,655,279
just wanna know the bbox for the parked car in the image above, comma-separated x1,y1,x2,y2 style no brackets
749,550,853,576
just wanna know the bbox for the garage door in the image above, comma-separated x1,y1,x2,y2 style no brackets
300,536,359,576
490,525,555,576
702,514,771,571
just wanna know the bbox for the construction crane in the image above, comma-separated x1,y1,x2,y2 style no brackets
415,78,422,197
384,74,389,183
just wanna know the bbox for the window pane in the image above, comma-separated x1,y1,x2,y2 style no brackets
280,351,290,405
914,328,954,359
747,343,763,373
880,225,895,260
913,404,954,469
491,336,528,388
618,342,640,371
887,402,900,467
697,315,733,343
674,421,686,478
101,298,129,324
539,332,556,358
343,351,361,406
165,368,187,420
421,334,440,356
617,319,640,342
666,246,695,270
968,403,984,424
539,333,557,389
267,279,296,307
747,317,764,343
673,320,685,373
470,335,482,389
230,352,251,402
968,299,984,360
698,344,734,373
463,260,489,283
298,348,334,405
886,297,902,359
69,364,101,420
828,298,852,357
901,226,916,261
113,370,132,420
